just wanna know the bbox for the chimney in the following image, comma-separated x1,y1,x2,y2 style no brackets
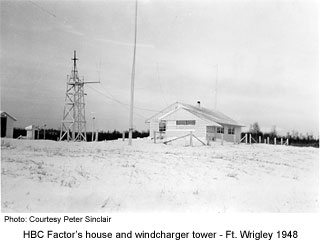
197,101,201,108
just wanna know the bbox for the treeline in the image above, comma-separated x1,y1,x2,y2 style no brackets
243,122,319,148
13,128,149,142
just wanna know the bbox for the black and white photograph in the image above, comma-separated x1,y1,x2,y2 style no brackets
1,0,318,215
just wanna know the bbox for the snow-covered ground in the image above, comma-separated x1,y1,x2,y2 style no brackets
1,138,318,212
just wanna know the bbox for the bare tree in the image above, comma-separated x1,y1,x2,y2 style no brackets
250,122,261,134
270,125,277,137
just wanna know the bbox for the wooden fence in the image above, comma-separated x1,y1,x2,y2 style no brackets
240,133,289,145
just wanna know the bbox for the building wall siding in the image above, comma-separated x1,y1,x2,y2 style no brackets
215,124,241,142
163,109,209,140
149,121,159,137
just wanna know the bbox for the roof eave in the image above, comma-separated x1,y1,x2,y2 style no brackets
0,111,17,121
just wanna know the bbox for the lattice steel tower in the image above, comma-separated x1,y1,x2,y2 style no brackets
60,51,98,142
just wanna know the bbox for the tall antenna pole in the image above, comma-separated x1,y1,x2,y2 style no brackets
72,50,78,140
73,50,78,79
214,64,218,110
129,0,138,146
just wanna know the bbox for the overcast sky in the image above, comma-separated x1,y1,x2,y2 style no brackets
1,0,318,135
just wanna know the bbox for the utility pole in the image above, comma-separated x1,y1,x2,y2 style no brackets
43,124,46,140
60,50,99,142
91,116,95,142
214,64,218,110
129,0,138,146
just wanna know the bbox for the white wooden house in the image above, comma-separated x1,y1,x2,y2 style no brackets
1,111,17,138
145,102,244,143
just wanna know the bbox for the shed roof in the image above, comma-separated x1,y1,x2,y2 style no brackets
145,102,244,127
25,125,36,130
0,111,17,121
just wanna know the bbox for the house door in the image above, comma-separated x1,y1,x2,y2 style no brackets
206,126,215,141
1,117,7,137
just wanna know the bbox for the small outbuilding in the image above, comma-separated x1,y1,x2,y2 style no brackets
1,111,17,138
25,125,37,140
145,102,244,143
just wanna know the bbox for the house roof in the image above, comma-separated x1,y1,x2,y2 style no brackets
0,111,17,121
145,102,244,127
159,106,223,127
25,125,36,130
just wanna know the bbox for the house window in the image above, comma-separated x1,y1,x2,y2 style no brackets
159,121,166,132
176,120,196,126
228,127,235,135
217,127,224,134
206,126,215,133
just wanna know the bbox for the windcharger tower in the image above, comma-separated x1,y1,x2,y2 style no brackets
60,50,99,142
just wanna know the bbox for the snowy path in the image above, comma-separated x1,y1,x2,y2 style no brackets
1,138,318,212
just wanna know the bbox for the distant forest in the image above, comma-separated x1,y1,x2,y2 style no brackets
13,128,149,142
240,132,319,148
243,122,319,148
